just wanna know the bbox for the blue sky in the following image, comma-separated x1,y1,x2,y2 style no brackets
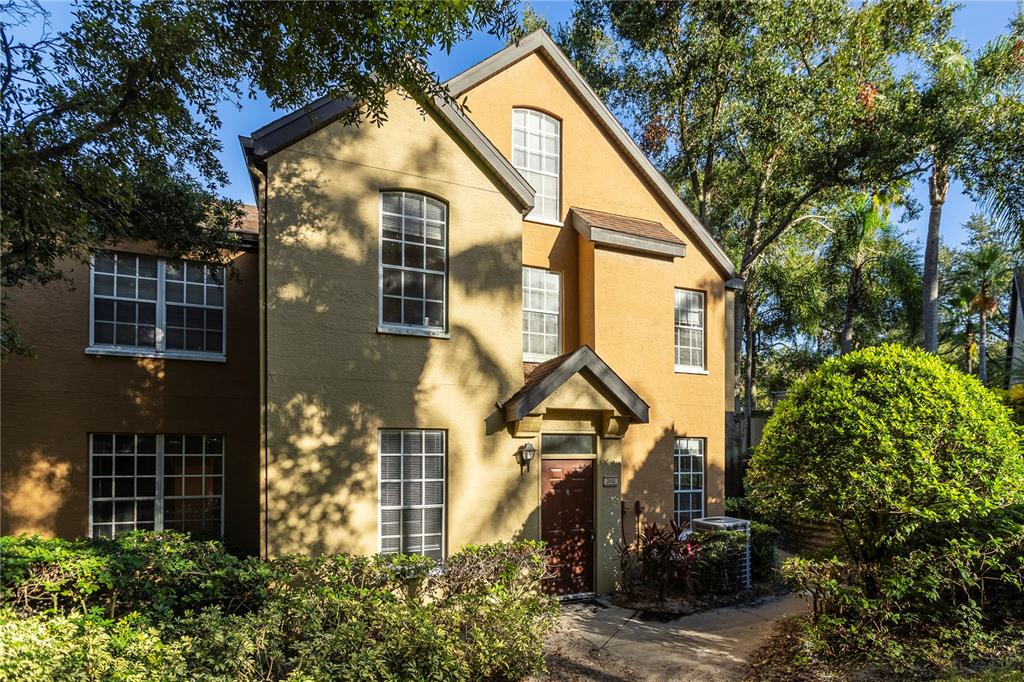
19,1,1023,249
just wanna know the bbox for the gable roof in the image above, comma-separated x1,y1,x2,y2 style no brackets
244,92,535,214
446,30,738,281
500,345,649,424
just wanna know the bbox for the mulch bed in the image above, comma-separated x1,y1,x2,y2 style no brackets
611,581,790,622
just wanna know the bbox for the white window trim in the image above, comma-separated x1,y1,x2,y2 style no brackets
377,192,449,337
87,253,227,362
512,108,561,223
87,433,225,539
673,437,705,527
674,288,706,373
522,266,561,363
377,429,447,559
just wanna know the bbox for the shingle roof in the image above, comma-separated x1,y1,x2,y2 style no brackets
235,204,259,234
571,207,684,246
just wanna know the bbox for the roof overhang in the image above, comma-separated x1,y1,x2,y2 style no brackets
500,346,650,428
446,30,737,280
243,91,535,214
571,210,685,259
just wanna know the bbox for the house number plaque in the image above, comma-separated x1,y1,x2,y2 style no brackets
602,476,619,487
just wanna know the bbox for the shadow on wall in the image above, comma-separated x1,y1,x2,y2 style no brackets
2,449,73,535
263,127,528,556
621,427,678,544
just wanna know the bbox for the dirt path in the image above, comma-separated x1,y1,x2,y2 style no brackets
540,593,806,681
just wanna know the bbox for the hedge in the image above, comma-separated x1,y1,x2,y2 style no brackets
0,532,557,681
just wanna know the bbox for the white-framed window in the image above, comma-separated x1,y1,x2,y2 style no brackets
674,289,705,372
90,252,226,360
673,437,705,527
522,266,561,361
512,108,560,222
89,433,224,539
379,429,445,559
379,192,448,335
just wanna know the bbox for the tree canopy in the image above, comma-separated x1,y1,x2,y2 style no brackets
1,0,516,354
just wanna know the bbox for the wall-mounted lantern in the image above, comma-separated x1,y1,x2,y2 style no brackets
515,442,537,473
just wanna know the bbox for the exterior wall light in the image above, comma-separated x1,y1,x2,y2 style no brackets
516,442,537,473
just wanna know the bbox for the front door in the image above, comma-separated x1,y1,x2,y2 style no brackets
541,459,595,595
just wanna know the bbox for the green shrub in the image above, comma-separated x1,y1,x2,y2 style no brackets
748,345,1024,673
747,344,1023,565
992,385,1024,425
749,521,779,581
0,532,260,619
692,530,748,594
0,533,557,681
0,609,189,681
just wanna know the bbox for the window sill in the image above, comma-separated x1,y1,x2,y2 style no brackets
524,353,558,363
523,216,564,228
377,325,450,339
85,346,226,363
675,366,709,375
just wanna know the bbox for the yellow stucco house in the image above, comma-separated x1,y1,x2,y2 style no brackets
242,31,741,595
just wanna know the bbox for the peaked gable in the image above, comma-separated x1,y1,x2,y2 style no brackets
500,346,649,424
243,91,535,214
446,30,738,282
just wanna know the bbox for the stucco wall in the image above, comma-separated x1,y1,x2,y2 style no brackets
1,247,260,554
459,51,729,528
262,91,533,557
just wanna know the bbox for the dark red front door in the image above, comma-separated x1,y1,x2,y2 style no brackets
541,459,595,595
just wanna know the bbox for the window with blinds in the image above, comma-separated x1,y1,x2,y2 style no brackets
512,109,560,222
673,437,705,527
380,191,447,334
379,429,445,559
674,289,705,371
522,266,560,361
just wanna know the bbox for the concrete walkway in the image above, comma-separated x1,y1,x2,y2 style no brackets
544,593,806,681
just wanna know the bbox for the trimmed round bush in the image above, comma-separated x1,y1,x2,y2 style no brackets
747,344,1023,562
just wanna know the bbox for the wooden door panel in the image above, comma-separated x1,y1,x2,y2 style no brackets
541,459,595,595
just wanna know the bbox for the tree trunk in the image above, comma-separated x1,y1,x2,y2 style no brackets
979,308,988,385
733,286,744,413
922,160,949,352
840,267,861,355
965,319,974,374
743,293,756,451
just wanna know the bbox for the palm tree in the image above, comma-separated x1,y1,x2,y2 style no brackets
920,23,1024,352
966,244,1012,385
822,194,920,355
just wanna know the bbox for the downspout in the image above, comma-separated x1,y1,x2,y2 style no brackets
245,152,270,559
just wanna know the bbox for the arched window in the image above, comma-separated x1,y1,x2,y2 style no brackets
512,109,560,222
379,191,447,334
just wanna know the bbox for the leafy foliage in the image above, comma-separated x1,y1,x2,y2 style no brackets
748,345,1024,674
0,532,556,681
618,522,774,601
748,344,1023,565
0,0,516,354
993,385,1024,425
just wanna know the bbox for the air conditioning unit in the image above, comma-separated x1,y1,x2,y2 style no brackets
691,516,751,590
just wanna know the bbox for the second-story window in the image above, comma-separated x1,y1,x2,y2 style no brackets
674,289,705,372
90,252,226,359
522,266,560,362
380,191,448,334
512,109,560,222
